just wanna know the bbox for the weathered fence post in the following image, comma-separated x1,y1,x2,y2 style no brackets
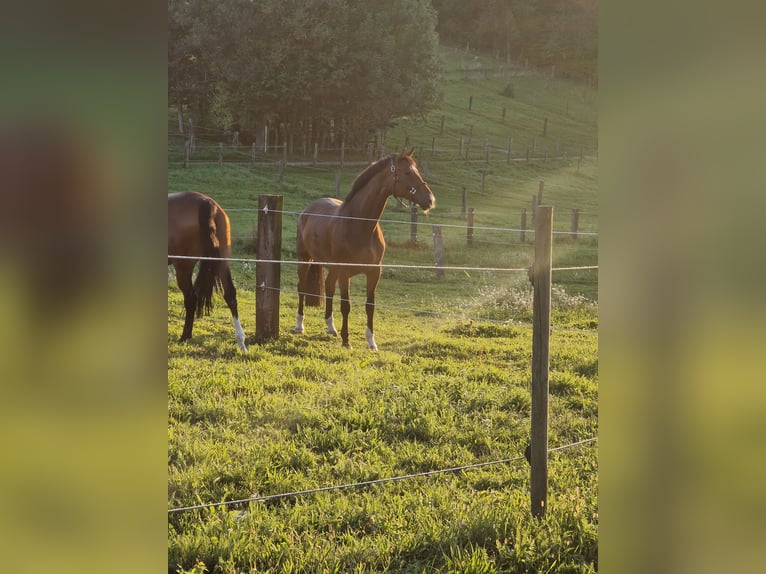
410,205,418,244
461,186,467,219
530,205,553,518
432,225,444,279
570,208,580,240
467,207,475,248
537,180,545,205
468,95,473,111
183,139,190,168
531,195,537,225
520,208,527,243
255,195,283,343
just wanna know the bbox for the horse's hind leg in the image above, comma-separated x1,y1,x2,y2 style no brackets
221,266,247,352
324,268,338,336
174,261,196,341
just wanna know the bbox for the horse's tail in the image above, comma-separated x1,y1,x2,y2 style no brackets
301,263,324,307
296,221,324,307
194,197,223,317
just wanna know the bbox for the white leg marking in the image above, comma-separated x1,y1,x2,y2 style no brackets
366,327,378,351
326,314,338,336
233,317,247,352
294,313,304,334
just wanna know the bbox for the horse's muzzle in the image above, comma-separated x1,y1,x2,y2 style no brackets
418,192,436,212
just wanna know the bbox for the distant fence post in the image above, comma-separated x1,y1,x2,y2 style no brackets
520,208,527,243
570,208,580,240
543,117,548,137
278,159,284,182
183,139,190,168
467,207,475,248
410,205,418,244
432,225,444,279
461,186,467,219
481,171,486,194
468,95,473,111
530,205,553,518
334,169,341,198
537,180,545,205
313,143,318,166
255,195,283,343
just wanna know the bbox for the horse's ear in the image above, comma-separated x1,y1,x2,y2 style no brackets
407,147,415,157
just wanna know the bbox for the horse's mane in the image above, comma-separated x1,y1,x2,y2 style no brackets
343,154,397,204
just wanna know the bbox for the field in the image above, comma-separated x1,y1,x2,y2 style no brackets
168,46,598,573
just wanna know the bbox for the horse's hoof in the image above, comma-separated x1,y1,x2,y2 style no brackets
367,344,378,351
327,329,338,336
293,327,304,334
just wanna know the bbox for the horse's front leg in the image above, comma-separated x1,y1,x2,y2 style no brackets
365,267,382,351
324,268,338,336
338,273,352,348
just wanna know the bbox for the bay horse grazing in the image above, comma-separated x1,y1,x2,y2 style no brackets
168,191,247,352
295,149,435,350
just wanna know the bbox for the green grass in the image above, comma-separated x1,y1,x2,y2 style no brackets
169,44,597,573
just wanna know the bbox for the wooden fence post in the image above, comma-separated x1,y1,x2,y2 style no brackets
255,195,283,343
410,205,418,244
183,139,190,168
467,207,474,248
313,142,318,166
530,205,553,518
520,208,527,243
461,186,467,219
531,195,537,225
468,95,473,111
570,208,580,240
537,180,545,205
432,225,444,279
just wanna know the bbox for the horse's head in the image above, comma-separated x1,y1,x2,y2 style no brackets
390,149,435,213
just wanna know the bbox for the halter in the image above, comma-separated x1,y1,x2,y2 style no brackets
390,156,421,198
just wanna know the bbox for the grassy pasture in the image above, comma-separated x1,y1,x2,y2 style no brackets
169,45,598,573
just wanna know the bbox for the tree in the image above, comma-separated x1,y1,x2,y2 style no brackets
168,0,443,148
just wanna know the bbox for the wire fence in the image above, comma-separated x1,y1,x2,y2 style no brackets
168,436,597,514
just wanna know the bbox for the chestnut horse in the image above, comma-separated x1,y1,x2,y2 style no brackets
294,149,435,350
168,191,247,351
